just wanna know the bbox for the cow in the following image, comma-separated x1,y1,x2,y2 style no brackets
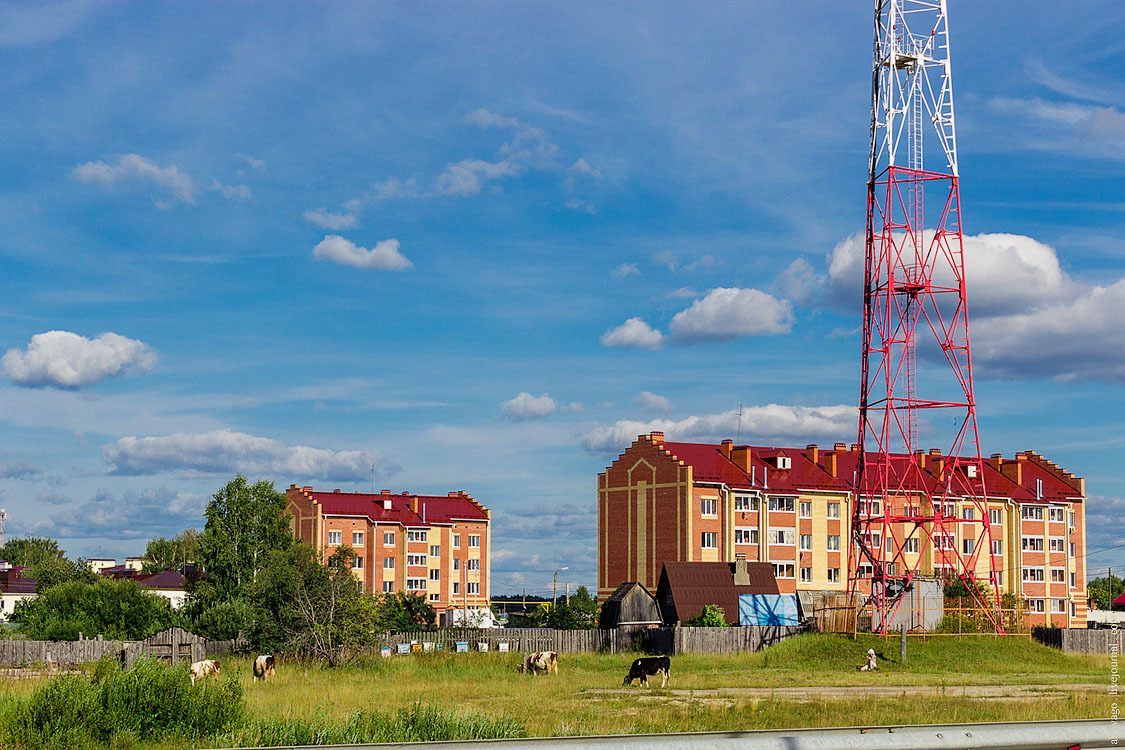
517,650,558,676
623,656,670,688
253,654,275,682
189,659,220,686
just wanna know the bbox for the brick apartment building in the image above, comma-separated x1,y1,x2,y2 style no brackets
598,432,1087,627
286,486,490,612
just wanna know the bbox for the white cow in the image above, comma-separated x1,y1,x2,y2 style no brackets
517,650,558,676
189,658,220,685
253,654,275,682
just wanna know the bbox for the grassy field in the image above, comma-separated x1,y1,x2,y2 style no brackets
0,633,1114,748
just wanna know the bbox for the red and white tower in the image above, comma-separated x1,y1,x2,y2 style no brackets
850,0,1002,633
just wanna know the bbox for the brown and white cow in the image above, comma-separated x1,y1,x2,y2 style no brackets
517,650,558,676
253,654,275,682
189,659,220,686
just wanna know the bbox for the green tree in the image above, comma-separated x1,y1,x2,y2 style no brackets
191,475,293,611
685,603,727,627
544,587,598,630
376,591,436,631
287,547,380,663
1088,576,1122,611
11,578,182,640
142,530,199,573
0,536,96,591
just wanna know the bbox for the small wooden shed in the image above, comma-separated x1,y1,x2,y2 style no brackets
598,582,663,629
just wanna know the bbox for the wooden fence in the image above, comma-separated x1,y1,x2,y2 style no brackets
1033,627,1124,654
0,627,235,669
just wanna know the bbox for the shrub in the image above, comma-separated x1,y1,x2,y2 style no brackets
685,604,727,627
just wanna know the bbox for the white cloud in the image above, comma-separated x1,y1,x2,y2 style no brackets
436,158,522,197
611,263,639,278
776,257,820,303
580,404,855,454
209,179,251,200
464,108,521,129
101,429,388,481
0,455,41,479
668,287,793,342
569,158,603,178
601,318,665,350
32,487,207,540
565,198,596,214
638,391,673,412
234,153,265,170
560,401,585,414
370,177,420,200
654,251,678,271
988,97,1125,159
494,502,596,541
435,110,558,197
73,154,195,203
500,392,556,420
303,208,359,230
2,331,156,389
684,254,717,272
312,235,412,271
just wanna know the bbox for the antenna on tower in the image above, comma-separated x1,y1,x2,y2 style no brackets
736,403,743,444
0,508,6,548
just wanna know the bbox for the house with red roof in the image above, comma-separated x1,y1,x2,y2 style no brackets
0,563,37,622
598,432,1087,628
287,486,490,612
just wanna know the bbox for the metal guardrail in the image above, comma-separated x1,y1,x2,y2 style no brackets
218,719,1118,750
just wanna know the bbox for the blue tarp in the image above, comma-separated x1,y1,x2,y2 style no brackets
738,594,801,626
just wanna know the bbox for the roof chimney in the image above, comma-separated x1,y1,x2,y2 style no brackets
834,442,847,451
333,489,341,493
731,446,752,473
914,449,926,468
1001,455,1023,485
932,455,945,481
825,452,838,478
850,444,859,452
990,454,1002,472
381,489,391,494
721,439,733,459
649,431,664,444
806,444,818,464
409,496,419,515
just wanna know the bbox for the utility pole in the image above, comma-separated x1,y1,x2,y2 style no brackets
553,566,568,611
565,581,570,606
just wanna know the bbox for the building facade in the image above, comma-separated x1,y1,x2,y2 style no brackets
286,486,491,612
598,432,1087,627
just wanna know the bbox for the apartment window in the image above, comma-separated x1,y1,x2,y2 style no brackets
1021,536,1044,552
1068,512,1075,530
962,507,975,520
467,582,480,595
772,563,795,579
383,532,395,546
962,538,975,555
735,495,758,511
453,582,460,595
1049,508,1064,522
352,557,363,570
1070,542,1076,556
827,568,841,583
936,534,954,551
827,535,840,551
468,535,480,548
768,497,795,512
383,557,395,570
1050,568,1066,583
991,540,1003,555
1022,567,1045,582
701,497,717,517
406,577,426,591
904,538,919,554
1051,598,1066,614
1049,537,1065,552
1021,506,1044,521
989,509,1002,525
735,527,758,545
407,553,427,566
769,528,795,546
429,569,440,581
1070,572,1077,589
701,532,718,549
467,558,480,571
862,500,881,516
799,567,812,583
858,564,873,578
454,534,461,548
799,501,812,518
407,530,428,543
382,581,394,593
429,593,440,602
1071,601,1077,617
328,531,342,546
430,544,440,557
351,532,364,546
827,503,840,519
453,558,461,571
1028,599,1045,613
799,534,812,551
863,532,882,548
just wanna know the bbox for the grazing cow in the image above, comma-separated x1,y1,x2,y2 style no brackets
517,650,558,676
253,654,275,682
189,659,220,686
623,656,670,688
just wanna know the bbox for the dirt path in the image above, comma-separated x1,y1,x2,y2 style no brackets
592,683,1104,705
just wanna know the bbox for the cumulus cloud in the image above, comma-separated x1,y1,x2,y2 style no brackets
611,263,639,278
654,251,678,271
209,179,251,200
668,287,793,343
312,235,412,271
2,331,156,389
101,429,389,481
73,154,195,203
437,158,522,196
601,318,665,350
32,487,207,540
560,401,585,414
369,177,420,200
638,391,673,412
580,404,855,454
500,392,556,420
569,158,602,178
303,208,359,230
0,455,41,479
494,502,596,541
435,110,558,196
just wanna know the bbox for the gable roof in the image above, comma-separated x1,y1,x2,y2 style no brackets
657,561,778,625
0,566,36,595
136,569,186,590
290,486,489,528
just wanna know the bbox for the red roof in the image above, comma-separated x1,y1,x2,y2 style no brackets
136,569,186,590
1112,592,1125,607
0,566,37,595
296,487,489,527
631,435,1082,502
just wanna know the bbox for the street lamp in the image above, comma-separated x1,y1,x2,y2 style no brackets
552,567,569,610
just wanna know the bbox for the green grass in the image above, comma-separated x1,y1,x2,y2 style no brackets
0,634,1112,749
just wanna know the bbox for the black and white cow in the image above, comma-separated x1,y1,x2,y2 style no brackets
253,654,275,682
623,656,670,688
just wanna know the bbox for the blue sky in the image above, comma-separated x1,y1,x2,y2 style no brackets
2,2,1125,595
